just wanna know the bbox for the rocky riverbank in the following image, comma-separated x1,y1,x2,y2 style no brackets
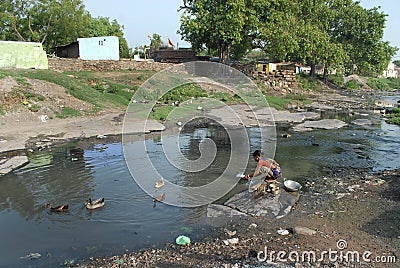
81,168,399,268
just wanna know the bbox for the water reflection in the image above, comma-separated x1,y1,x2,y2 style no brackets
0,107,399,266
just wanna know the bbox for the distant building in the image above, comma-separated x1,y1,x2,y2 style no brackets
52,41,79,58
382,62,398,78
151,47,208,63
52,36,119,60
0,41,48,69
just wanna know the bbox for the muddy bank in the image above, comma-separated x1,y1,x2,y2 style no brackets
81,168,399,268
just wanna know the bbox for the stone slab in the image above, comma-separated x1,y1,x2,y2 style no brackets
0,155,29,176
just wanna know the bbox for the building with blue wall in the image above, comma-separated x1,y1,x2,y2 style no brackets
77,36,119,60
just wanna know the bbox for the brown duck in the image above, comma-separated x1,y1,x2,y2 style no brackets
46,204,69,212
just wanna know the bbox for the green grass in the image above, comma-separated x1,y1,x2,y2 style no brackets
0,106,5,116
160,83,208,104
367,78,391,90
296,73,320,91
28,103,41,112
208,92,243,104
0,69,137,113
386,108,400,125
327,74,344,86
365,77,400,91
55,107,81,118
148,105,175,121
344,80,362,90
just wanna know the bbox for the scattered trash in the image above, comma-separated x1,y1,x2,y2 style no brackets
96,134,107,139
71,157,79,161
39,115,48,123
20,253,41,260
153,193,166,208
372,178,385,186
248,223,258,229
64,259,75,266
236,173,245,178
223,238,239,245
277,229,290,236
197,106,203,110
113,258,124,264
336,193,350,199
176,235,191,246
224,228,237,237
177,121,182,126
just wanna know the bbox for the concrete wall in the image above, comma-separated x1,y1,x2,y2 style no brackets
0,41,48,69
77,36,119,60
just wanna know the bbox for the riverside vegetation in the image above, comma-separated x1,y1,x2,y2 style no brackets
0,69,399,124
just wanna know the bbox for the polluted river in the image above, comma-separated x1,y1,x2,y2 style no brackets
0,94,399,267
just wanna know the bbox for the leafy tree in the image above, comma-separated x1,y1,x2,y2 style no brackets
0,0,91,52
179,0,258,64
394,60,400,67
0,0,130,57
87,16,130,58
149,33,164,51
330,0,397,75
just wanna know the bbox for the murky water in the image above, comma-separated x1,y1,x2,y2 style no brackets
1,96,399,267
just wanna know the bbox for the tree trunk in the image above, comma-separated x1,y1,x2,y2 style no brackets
323,66,328,84
219,41,232,65
310,63,316,77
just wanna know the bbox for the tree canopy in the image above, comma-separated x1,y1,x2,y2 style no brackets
179,0,398,76
0,0,130,57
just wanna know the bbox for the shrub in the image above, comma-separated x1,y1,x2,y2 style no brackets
344,80,362,90
367,78,390,90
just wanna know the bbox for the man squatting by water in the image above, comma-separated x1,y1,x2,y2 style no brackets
243,150,281,182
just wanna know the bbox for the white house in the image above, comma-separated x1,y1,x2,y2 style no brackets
382,62,398,78
77,36,119,60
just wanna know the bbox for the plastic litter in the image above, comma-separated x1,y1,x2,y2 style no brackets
20,253,41,260
224,228,237,237
176,235,191,246
277,229,290,236
236,173,245,178
113,258,124,264
64,259,75,266
248,223,258,229
96,134,107,139
39,115,48,123
223,238,239,245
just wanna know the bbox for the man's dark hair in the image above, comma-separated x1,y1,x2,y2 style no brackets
253,150,262,157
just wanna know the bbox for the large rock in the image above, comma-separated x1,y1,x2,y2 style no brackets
0,155,29,176
352,119,379,126
206,204,249,218
292,119,347,132
223,189,300,218
293,226,317,236
272,111,320,123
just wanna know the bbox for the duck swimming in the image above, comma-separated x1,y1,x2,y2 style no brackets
85,197,105,210
46,204,69,212
153,193,165,208
155,177,165,189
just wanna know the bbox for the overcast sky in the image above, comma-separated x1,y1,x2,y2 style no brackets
82,0,400,59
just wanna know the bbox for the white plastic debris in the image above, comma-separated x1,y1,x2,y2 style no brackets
39,115,48,123
20,253,41,260
277,229,290,236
